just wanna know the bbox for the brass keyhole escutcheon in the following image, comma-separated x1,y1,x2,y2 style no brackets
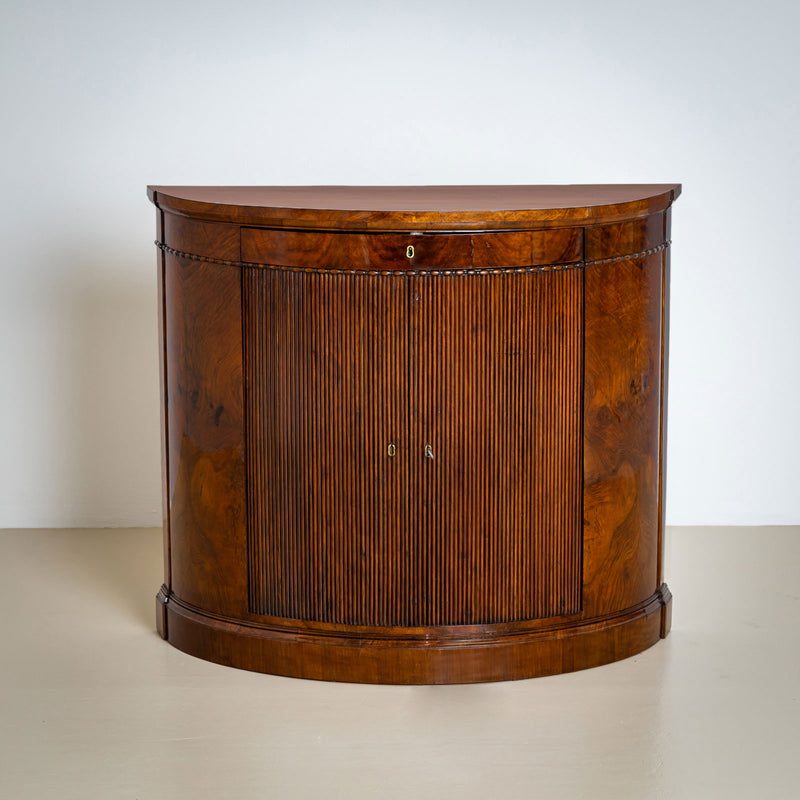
387,443,396,457
424,443,434,460
406,245,415,259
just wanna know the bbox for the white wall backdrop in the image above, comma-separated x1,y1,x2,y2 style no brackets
1,0,797,527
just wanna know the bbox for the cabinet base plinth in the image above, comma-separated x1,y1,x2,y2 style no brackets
155,585,672,684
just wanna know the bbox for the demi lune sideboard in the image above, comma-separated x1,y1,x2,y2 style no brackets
149,184,680,684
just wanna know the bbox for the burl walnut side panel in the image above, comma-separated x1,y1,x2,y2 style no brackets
150,185,680,684
162,222,247,620
582,241,664,616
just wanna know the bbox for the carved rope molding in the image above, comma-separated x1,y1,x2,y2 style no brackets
154,240,671,275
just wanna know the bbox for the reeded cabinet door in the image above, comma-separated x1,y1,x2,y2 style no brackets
244,267,584,628
409,271,584,625
244,269,409,625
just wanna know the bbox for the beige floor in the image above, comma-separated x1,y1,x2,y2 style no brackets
1,526,798,799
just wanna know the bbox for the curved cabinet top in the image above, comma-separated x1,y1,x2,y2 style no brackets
147,184,681,232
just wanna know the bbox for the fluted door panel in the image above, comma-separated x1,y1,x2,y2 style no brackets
245,267,583,627
244,269,408,625
410,270,583,624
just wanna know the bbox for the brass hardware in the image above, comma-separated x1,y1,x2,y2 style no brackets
387,443,396,457
424,443,434,460
406,245,415,259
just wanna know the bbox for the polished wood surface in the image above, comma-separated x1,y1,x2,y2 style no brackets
163,250,247,619
149,184,681,231
244,269,409,624
240,226,584,270
583,248,663,615
408,270,583,624
151,185,680,683
242,268,582,627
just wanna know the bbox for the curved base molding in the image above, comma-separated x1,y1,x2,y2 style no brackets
155,585,672,684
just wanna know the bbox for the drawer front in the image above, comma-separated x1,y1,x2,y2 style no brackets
242,229,472,269
241,227,583,270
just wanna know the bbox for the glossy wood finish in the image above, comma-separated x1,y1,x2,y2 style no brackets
150,185,680,684
163,248,247,619
241,268,583,628
583,249,663,615
244,269,409,625
658,209,673,590
162,586,671,684
408,271,583,624
155,210,169,640
240,226,584,270
150,184,680,231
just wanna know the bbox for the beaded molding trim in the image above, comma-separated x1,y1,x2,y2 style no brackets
154,240,670,276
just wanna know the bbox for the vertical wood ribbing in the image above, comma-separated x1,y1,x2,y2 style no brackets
411,270,583,624
245,267,582,626
245,268,408,624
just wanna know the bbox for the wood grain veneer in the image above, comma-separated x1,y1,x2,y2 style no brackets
150,184,680,684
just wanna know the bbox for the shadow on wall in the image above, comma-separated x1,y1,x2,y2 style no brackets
46,241,162,529
23,239,163,626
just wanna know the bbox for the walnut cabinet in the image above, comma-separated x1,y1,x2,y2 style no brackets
149,185,680,683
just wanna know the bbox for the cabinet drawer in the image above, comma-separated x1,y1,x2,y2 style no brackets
241,229,472,269
241,227,583,270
